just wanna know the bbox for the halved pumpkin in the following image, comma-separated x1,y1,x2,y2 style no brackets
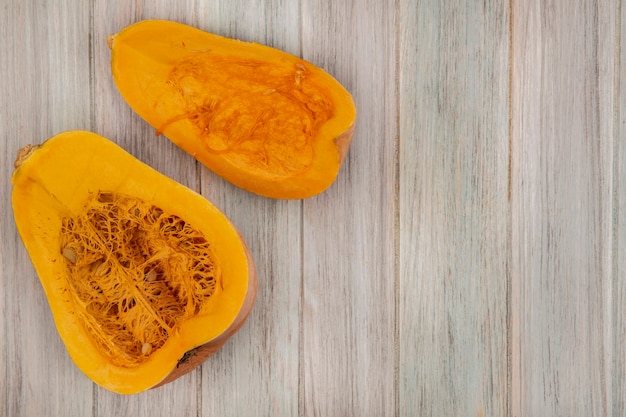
109,19,357,199
11,131,257,394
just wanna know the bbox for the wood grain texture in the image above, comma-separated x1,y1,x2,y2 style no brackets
616,3,626,415
399,1,510,416
510,0,617,415
300,1,397,416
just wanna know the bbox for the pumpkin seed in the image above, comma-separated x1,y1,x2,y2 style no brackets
62,247,77,264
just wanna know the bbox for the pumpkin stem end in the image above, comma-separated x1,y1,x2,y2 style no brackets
14,144,39,170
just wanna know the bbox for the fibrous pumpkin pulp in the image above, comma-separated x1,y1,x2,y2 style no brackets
11,131,257,394
109,20,357,199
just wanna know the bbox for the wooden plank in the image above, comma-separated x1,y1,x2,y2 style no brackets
510,0,616,415
613,2,625,415
0,2,94,416
91,1,199,415
398,1,510,416
195,3,302,417
300,1,397,416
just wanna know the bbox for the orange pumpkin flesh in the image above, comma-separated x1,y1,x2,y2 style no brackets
11,131,257,394
109,20,357,199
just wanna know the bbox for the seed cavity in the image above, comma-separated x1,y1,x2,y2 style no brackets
160,54,332,178
60,191,220,368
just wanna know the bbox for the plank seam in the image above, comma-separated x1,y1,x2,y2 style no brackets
393,0,401,414
507,1,514,416
611,0,622,415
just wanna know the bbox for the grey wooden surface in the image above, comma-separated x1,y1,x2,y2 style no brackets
0,1,623,416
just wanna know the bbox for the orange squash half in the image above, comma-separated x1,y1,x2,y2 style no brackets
11,131,257,394
109,20,356,199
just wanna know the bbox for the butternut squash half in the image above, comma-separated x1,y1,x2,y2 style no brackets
109,20,356,199
11,131,257,394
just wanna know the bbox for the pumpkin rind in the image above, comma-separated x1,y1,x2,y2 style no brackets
109,19,357,199
11,131,257,394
